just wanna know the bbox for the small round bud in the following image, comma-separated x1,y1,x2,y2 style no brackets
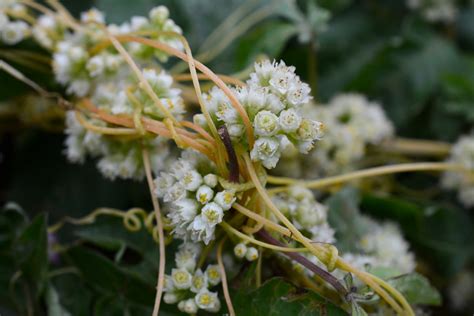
193,113,207,128
163,292,179,304
171,268,192,290
203,174,218,188
182,298,198,314
234,243,247,259
205,264,221,286
245,247,259,261
149,6,169,24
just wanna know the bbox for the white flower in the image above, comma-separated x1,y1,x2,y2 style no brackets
296,118,323,142
171,268,192,290
442,134,474,207
164,182,186,202
175,243,199,272
201,202,224,227
154,173,175,198
169,198,199,229
245,247,259,261
234,243,247,259
149,6,169,24
188,215,215,244
254,110,280,136
205,264,221,286
86,54,106,77
181,170,203,191
250,137,281,169
213,190,236,211
203,174,218,188
193,113,207,127
0,12,9,29
181,298,198,314
163,275,175,292
195,289,220,312
359,220,415,274
279,109,301,133
163,292,179,304
287,83,311,106
191,269,208,293
196,185,214,204
269,67,294,95
81,8,105,24
2,21,29,44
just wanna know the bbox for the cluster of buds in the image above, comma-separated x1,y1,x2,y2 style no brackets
276,93,394,178
272,185,335,243
155,150,236,244
0,3,30,45
46,6,187,180
163,242,222,314
407,0,458,23
198,60,323,169
233,242,259,262
442,134,474,207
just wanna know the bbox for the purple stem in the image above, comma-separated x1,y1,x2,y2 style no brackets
218,125,239,183
257,229,348,297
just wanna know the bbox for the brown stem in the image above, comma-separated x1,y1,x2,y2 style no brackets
257,229,348,298
218,125,239,183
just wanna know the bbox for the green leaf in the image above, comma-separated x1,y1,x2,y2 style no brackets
66,246,156,306
388,273,441,306
15,213,48,296
51,273,93,316
46,284,72,316
233,278,347,316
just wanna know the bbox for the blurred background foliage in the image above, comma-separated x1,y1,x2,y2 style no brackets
1,0,474,315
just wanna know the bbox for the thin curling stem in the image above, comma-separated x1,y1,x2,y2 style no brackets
98,35,255,147
257,229,347,297
142,148,166,316
267,162,464,193
220,222,307,253
217,238,236,316
243,155,406,314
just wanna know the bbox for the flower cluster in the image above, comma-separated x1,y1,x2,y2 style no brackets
64,111,171,180
275,93,394,178
155,150,236,244
357,216,415,274
272,185,335,243
407,0,458,23
442,134,474,207
0,3,30,45
163,242,222,314
47,6,186,179
199,60,323,169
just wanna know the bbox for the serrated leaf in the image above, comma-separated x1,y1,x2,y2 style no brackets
388,273,441,306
